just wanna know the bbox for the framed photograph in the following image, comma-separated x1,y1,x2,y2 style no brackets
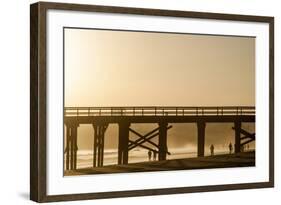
30,1,274,202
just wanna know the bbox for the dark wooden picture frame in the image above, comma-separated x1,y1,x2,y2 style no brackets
30,1,274,202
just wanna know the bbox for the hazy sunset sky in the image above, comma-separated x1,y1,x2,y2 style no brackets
64,28,255,152
64,28,255,107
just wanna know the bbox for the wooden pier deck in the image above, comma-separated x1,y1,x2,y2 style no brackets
64,106,255,170
64,151,255,176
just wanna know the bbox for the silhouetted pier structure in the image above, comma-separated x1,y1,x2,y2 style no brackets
64,106,255,170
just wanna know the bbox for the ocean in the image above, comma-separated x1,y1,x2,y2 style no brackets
70,148,236,169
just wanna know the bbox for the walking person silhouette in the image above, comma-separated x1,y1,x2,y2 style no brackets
153,150,157,161
210,144,215,156
229,142,233,154
148,150,152,161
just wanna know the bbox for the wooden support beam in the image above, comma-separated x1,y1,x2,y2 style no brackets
241,138,255,146
128,126,172,152
100,125,107,167
129,127,159,147
64,122,79,171
118,130,123,165
241,134,255,140
118,122,130,165
123,124,129,165
65,126,70,170
128,140,171,155
100,127,104,167
232,127,255,140
128,132,160,151
93,124,108,167
197,121,206,157
234,121,242,153
97,126,101,167
239,128,254,138
128,140,158,153
158,122,168,161
118,123,123,165
129,135,171,154
92,124,97,167
128,126,172,150
73,126,78,170
71,128,74,170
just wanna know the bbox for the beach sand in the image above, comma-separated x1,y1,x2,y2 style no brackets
65,151,255,176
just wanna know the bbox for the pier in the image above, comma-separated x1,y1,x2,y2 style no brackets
64,106,255,170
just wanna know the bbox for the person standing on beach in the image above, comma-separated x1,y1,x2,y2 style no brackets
148,150,152,161
229,142,233,154
153,150,157,161
210,144,215,156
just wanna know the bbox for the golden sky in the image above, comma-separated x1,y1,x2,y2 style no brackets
64,28,255,107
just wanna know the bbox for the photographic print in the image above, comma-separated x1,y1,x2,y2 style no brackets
63,28,256,176
30,2,273,202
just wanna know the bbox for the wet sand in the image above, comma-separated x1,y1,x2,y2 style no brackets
64,151,255,176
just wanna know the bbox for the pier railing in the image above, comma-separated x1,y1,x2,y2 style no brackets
64,106,255,117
